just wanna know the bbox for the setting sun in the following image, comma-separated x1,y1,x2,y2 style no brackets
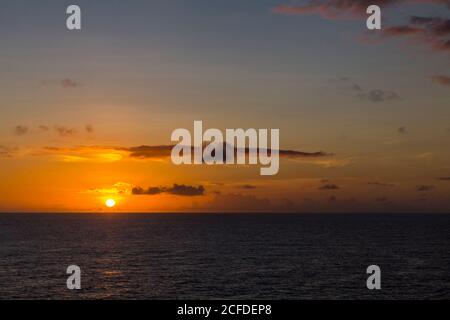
105,199,116,208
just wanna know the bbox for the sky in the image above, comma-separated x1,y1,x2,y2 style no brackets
0,0,449,212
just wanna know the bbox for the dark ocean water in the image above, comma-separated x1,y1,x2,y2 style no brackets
0,213,449,300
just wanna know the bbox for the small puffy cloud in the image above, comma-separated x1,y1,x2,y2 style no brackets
85,124,94,133
397,126,408,134
54,126,77,137
38,125,50,132
319,183,340,190
60,78,80,88
14,125,29,136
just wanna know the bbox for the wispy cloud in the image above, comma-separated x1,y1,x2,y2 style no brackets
332,77,400,103
272,0,400,20
0,145,17,158
431,75,450,87
132,184,206,196
273,1,449,21
85,182,133,195
416,184,435,192
378,16,450,53
368,181,396,187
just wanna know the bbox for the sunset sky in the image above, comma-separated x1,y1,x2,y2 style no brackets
0,0,449,212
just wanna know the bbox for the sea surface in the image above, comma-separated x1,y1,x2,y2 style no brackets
0,213,449,299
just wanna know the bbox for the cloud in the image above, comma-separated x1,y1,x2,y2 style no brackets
38,125,50,132
431,75,450,87
398,126,408,134
239,184,257,189
85,182,132,195
118,145,174,159
273,1,449,21
410,16,450,36
368,182,396,187
54,126,77,137
272,0,401,20
35,143,331,165
357,89,400,103
376,196,388,202
416,185,434,192
14,125,28,136
436,177,450,181
383,25,423,37
85,124,94,133
132,184,205,196
60,78,80,88
120,144,330,160
0,146,17,158
274,1,450,55
39,146,125,162
319,183,340,190
378,16,450,53
333,77,400,103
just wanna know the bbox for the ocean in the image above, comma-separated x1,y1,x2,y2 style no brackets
0,213,449,299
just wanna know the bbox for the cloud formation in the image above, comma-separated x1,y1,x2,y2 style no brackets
14,125,28,136
332,77,400,103
85,124,94,133
119,144,330,160
54,126,77,137
60,78,80,88
274,1,450,55
273,0,399,20
239,184,257,189
416,185,434,192
0,146,17,158
319,183,340,190
379,16,450,53
431,75,450,87
132,184,206,196
13,124,94,137
273,1,449,21
398,126,408,134
368,181,396,187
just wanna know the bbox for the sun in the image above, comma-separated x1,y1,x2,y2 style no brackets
105,199,116,208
